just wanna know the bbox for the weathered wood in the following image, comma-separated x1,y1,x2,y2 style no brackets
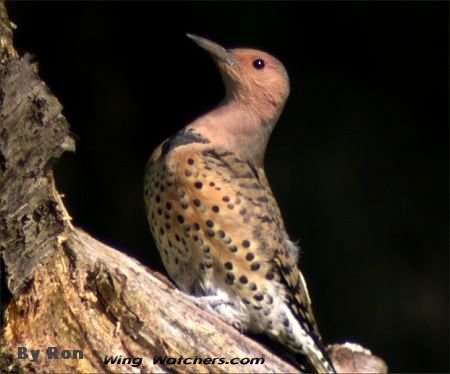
2,229,300,372
0,2,387,372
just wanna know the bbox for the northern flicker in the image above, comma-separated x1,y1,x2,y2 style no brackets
144,34,335,373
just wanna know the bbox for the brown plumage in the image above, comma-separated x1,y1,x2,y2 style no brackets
144,34,334,373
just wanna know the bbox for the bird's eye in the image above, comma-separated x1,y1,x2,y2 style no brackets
252,58,265,70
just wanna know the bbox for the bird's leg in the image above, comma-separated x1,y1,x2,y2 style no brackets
185,294,246,332
186,294,232,309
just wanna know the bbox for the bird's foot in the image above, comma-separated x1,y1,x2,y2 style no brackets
186,294,246,332
188,294,233,309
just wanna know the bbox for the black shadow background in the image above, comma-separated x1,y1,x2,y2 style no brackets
7,2,449,372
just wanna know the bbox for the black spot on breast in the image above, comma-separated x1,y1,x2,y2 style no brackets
251,262,260,271
254,293,264,302
239,275,248,284
229,245,238,253
245,253,254,261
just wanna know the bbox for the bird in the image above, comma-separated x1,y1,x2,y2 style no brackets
144,34,335,373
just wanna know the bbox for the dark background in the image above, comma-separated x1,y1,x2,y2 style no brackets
8,2,448,372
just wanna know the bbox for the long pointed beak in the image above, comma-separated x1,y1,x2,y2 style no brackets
187,34,236,67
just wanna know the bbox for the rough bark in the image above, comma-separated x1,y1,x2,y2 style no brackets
0,2,387,373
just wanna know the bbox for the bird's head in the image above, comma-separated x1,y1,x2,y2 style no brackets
187,34,290,127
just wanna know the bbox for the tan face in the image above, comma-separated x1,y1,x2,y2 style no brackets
217,48,290,111
187,35,290,111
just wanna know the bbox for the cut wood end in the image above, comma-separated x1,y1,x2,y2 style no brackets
329,343,388,373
